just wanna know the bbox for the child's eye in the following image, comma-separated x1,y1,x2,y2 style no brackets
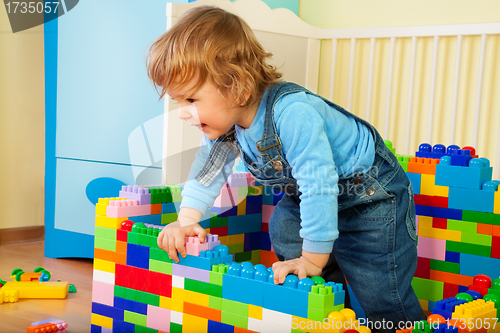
186,98,195,103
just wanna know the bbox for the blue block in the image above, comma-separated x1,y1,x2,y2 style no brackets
113,297,148,315
263,282,309,318
219,206,238,217
458,285,469,293
435,157,492,190
92,302,124,320
244,232,261,252
208,320,234,333
416,144,473,167
223,274,265,306
228,214,262,235
262,191,274,205
445,251,460,263
246,195,263,214
406,172,421,195
273,190,285,205
460,253,500,280
432,297,466,319
260,232,272,251
415,205,462,220
448,187,495,213
428,300,436,312
177,253,222,271
91,325,102,333
113,319,136,333
162,202,177,214
128,214,162,225
126,243,150,269
323,282,345,306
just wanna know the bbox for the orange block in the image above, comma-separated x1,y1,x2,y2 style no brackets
94,248,127,265
151,204,162,215
259,250,279,268
116,241,127,254
477,223,493,235
183,302,221,322
27,322,59,333
407,157,439,175
493,225,500,237
430,270,474,286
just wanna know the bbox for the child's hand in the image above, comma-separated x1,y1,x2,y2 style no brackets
157,221,207,263
272,251,329,284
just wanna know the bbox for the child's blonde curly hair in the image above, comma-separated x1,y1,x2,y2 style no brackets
146,5,282,106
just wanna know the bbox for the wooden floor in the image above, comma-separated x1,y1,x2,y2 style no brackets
0,241,93,332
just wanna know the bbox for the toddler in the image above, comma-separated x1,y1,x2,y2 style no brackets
147,5,426,332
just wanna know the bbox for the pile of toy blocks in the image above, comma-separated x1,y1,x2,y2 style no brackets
390,142,500,315
91,172,375,333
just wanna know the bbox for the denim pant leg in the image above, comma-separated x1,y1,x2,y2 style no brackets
268,192,351,308
334,164,425,332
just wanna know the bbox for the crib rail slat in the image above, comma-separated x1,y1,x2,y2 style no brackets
347,38,356,110
427,36,440,143
405,36,417,155
365,38,376,122
449,35,463,145
384,37,396,139
472,34,488,148
328,39,338,101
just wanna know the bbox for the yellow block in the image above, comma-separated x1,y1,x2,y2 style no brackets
494,191,500,215
91,313,113,329
2,281,69,299
93,258,115,273
95,215,127,229
418,216,433,228
248,304,263,320
182,313,208,333
451,299,497,331
219,236,229,246
171,287,209,307
159,296,184,312
0,289,19,303
95,197,125,216
228,234,245,245
419,299,429,312
420,174,449,197
418,226,461,242
237,198,246,215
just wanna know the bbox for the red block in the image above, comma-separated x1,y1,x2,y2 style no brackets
415,194,448,208
210,226,228,236
492,236,500,259
117,229,128,242
432,218,448,229
148,271,172,298
415,257,431,279
443,282,459,299
261,223,269,233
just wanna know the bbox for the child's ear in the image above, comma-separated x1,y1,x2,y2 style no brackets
239,91,251,107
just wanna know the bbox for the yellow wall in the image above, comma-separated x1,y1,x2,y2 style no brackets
299,0,500,29
0,10,45,229
299,0,500,171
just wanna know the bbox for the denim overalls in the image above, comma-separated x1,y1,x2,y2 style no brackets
236,82,426,332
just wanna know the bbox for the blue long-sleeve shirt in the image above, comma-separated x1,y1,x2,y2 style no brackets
180,89,375,253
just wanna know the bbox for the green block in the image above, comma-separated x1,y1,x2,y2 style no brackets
228,243,244,255
124,310,147,326
411,277,443,302
135,324,158,333
308,285,334,308
128,232,159,248
210,216,228,228
430,259,460,274
221,311,247,329
161,213,178,224
447,219,477,233
251,250,260,264
221,299,248,316
446,240,491,257
136,290,160,306
396,155,412,172
461,231,492,246
150,248,173,263
95,226,117,240
209,271,224,286
149,259,172,275
114,285,126,298
234,250,252,262
124,287,137,301
149,186,172,204
462,210,500,226
307,305,334,321
170,323,182,333
209,295,222,310
94,237,116,251
184,278,223,298
238,187,249,197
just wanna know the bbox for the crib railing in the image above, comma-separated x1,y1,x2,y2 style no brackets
317,23,500,179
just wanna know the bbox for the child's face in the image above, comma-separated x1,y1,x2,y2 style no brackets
168,79,253,140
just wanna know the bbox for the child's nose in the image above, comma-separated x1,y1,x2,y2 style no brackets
177,105,192,120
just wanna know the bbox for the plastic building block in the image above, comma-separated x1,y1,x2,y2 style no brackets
119,185,151,205
1,281,69,299
448,181,498,213
106,200,152,218
435,156,493,190
433,297,467,319
451,299,497,331
416,143,475,166
408,157,440,175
